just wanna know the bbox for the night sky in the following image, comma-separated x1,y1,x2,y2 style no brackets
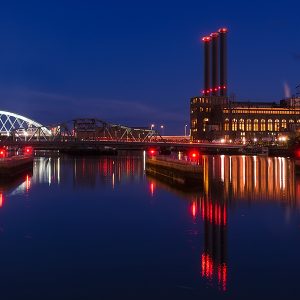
0,0,299,134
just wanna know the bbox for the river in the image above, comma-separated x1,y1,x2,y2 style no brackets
0,153,300,299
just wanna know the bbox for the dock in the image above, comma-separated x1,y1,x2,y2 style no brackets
146,156,202,185
0,155,34,177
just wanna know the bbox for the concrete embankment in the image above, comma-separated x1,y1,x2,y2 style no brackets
146,156,202,186
0,155,33,177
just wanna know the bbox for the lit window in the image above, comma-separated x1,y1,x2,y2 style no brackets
282,119,286,129
274,119,279,131
203,118,209,132
239,119,245,131
253,119,258,131
268,119,273,131
232,119,237,131
261,119,266,131
224,118,229,131
246,119,252,131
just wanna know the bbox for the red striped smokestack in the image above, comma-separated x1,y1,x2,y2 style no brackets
210,32,219,96
202,36,211,95
218,28,228,96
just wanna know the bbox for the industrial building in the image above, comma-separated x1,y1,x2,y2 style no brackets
190,28,300,142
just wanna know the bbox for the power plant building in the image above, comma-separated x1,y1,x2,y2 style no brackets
190,28,300,142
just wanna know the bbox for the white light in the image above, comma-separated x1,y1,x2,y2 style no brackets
253,138,257,142
220,138,225,143
280,136,287,142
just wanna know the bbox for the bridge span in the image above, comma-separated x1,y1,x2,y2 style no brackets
0,140,245,154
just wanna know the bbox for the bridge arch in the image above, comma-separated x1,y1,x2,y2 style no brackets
0,110,51,139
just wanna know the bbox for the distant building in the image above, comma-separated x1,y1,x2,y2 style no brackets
190,28,300,142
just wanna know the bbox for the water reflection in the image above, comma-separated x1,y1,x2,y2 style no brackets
29,156,144,188
0,171,33,200
148,155,300,292
2,154,300,294
204,155,298,206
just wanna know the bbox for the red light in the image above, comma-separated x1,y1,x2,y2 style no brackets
189,150,200,160
202,36,211,42
149,148,157,155
295,149,300,158
218,27,228,33
214,88,218,91
0,148,6,158
24,146,33,155
210,32,219,38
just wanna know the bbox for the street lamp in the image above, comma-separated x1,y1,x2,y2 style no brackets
160,125,164,136
184,124,188,136
151,124,155,130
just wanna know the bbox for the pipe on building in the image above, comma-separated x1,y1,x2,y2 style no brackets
210,32,219,96
218,28,228,96
202,36,211,95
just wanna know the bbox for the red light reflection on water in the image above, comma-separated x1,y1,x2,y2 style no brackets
201,253,213,279
26,175,31,191
201,253,227,291
193,197,228,292
196,199,227,226
191,202,197,218
0,193,3,208
217,263,227,291
150,182,155,197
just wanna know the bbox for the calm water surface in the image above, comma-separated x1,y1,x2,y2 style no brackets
0,154,300,299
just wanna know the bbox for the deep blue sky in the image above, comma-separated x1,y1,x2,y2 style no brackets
0,0,299,134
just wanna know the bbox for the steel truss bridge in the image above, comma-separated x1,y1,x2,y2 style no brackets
0,110,245,153
0,111,162,143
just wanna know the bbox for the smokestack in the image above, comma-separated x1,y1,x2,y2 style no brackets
218,28,228,96
202,36,211,95
210,32,219,96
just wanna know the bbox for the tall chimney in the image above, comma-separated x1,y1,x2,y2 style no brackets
218,28,228,96
210,32,219,96
202,36,211,95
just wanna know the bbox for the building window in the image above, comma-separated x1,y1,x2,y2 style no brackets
253,119,258,131
239,119,245,131
289,119,294,123
224,118,229,131
192,119,197,128
246,119,252,131
261,119,266,131
203,118,209,132
232,119,237,131
282,119,286,129
268,119,273,131
274,119,279,131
